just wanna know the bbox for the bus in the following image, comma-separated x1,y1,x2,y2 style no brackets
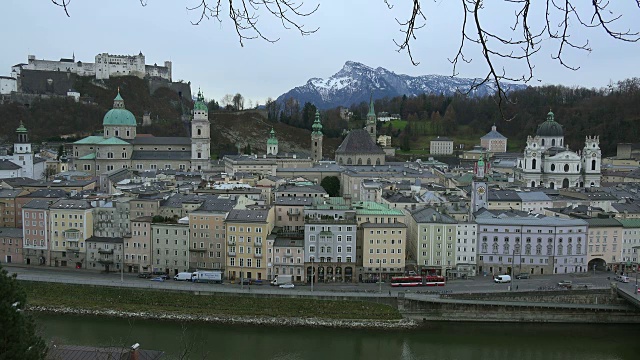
390,275,446,287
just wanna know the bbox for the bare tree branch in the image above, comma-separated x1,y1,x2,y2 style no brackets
51,0,71,17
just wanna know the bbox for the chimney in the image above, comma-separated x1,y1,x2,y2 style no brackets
344,194,352,208
129,343,140,360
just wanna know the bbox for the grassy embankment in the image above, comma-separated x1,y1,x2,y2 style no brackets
21,281,402,321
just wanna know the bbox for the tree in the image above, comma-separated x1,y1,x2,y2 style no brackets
0,263,48,359
207,99,220,112
232,93,245,111
51,1,640,116
220,94,234,109
43,167,58,181
56,145,64,160
320,176,340,197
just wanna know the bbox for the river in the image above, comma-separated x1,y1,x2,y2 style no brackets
36,314,639,360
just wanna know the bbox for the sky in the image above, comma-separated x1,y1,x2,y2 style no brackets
2,1,639,105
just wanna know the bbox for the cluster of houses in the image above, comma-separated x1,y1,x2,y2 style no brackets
0,88,639,283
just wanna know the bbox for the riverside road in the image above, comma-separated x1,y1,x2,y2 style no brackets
6,264,634,297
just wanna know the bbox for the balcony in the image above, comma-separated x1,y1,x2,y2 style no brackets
228,250,236,257
190,247,206,252
287,208,301,216
98,259,114,265
98,248,113,255
254,253,263,258
254,240,263,246
228,240,236,246
66,246,80,252
284,253,293,258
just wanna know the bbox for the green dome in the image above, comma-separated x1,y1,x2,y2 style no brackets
103,108,137,126
536,111,564,137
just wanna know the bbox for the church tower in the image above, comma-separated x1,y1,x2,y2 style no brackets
582,136,602,187
311,110,323,162
471,155,490,217
190,89,211,171
266,128,279,155
366,92,376,140
14,121,35,178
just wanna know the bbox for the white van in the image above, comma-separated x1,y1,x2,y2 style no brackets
615,275,630,283
494,275,512,283
174,272,195,281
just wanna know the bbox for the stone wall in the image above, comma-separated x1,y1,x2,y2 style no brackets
444,289,622,305
19,70,77,96
148,78,192,100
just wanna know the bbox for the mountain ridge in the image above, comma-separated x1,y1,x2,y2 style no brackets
277,61,527,109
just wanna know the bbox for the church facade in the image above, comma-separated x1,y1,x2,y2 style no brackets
72,90,211,175
516,111,601,189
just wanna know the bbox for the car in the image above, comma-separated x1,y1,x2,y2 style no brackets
150,276,165,282
558,280,572,289
137,272,152,279
240,278,252,285
279,283,295,289
515,273,530,280
159,274,170,280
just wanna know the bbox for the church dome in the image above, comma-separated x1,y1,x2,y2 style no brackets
103,90,136,126
103,108,137,126
536,111,563,137
267,128,278,145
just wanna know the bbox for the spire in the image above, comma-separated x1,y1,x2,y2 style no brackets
194,87,208,112
113,88,124,108
312,109,323,135
367,91,375,117
547,109,554,122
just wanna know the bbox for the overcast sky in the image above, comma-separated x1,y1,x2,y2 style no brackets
2,1,639,105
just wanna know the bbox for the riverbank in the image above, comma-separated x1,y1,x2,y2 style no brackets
22,281,415,330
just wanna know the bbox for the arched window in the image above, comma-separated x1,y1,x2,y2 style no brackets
591,159,596,170
564,164,569,172
481,243,488,252
541,139,545,146
347,158,352,165
367,158,371,165
547,244,553,255
552,139,556,146
503,243,510,254
557,245,563,256
536,244,542,255
532,159,537,170
357,158,362,165
551,164,556,171
376,158,381,165
525,244,532,255
492,243,499,254
197,129,201,136
531,181,535,188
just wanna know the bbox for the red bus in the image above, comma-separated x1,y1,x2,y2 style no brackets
390,275,446,287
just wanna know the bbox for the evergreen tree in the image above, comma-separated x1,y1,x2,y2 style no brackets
0,263,48,360
320,176,340,197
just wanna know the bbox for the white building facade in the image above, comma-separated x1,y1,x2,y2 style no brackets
476,216,589,276
430,137,454,155
517,111,601,189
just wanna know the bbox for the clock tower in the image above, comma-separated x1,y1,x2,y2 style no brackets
471,155,490,216
190,89,211,171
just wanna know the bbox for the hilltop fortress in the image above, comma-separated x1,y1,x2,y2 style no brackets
13,52,171,82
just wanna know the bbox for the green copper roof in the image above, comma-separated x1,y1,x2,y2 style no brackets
103,108,137,126
267,128,278,145
367,92,375,117
618,219,640,228
74,136,106,145
194,89,208,112
16,121,27,133
536,111,564,137
114,90,123,101
353,201,404,216
98,137,130,145
312,110,323,135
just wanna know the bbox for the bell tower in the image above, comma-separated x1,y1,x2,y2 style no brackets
190,89,211,171
311,110,323,162
366,92,376,140
471,155,490,217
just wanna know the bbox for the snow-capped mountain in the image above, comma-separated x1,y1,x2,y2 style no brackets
276,61,527,109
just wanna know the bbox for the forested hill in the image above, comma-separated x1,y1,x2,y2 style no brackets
0,76,189,142
355,78,640,156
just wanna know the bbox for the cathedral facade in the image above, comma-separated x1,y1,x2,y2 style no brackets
72,90,210,175
516,111,601,189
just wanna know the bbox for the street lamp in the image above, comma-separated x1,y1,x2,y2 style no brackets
633,246,640,296
379,263,382,293
241,262,244,290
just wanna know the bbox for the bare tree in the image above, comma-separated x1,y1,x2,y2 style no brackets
220,94,234,109
232,93,245,110
51,0,640,116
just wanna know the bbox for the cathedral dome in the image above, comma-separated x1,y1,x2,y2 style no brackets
103,108,137,126
536,111,563,137
103,91,136,126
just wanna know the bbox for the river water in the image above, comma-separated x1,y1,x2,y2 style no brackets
36,314,639,360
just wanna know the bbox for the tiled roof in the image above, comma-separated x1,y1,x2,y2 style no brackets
0,227,22,238
584,218,622,227
411,207,457,224
0,160,21,170
335,129,385,155
481,129,507,140
227,208,271,223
